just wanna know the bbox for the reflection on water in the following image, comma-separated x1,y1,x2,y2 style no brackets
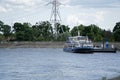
0,48,120,80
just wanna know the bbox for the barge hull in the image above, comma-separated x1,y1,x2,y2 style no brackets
63,48,117,53
63,47,94,53
93,48,116,53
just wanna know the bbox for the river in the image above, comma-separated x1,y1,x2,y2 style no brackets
0,48,120,80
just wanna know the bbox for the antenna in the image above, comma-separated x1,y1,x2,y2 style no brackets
77,22,80,36
47,0,62,38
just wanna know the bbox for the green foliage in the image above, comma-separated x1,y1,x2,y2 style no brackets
32,21,53,41
102,76,107,80
0,24,11,41
0,34,4,41
13,22,33,41
57,32,71,41
13,22,24,32
102,30,114,41
60,25,69,33
71,26,79,36
113,29,120,41
0,20,120,42
0,20,4,27
13,22,24,41
113,22,120,32
1,25,11,37
55,23,70,41
71,24,103,41
113,22,120,41
24,28,33,41
0,20,4,33
16,31,25,41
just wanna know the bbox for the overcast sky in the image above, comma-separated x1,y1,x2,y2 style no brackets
0,0,120,30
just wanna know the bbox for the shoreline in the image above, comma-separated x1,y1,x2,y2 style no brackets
0,41,65,48
108,76,120,80
0,42,120,50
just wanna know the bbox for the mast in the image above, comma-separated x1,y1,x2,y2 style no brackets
77,22,80,36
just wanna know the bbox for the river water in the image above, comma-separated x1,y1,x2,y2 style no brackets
0,48,120,80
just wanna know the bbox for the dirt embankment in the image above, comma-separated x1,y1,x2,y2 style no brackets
0,42,65,48
0,42,120,50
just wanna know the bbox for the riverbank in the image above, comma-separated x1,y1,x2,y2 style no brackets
0,42,120,50
108,76,120,80
0,42,64,48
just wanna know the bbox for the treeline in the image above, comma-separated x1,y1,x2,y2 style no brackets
0,20,120,42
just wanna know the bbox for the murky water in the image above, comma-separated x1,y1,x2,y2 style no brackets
0,48,120,80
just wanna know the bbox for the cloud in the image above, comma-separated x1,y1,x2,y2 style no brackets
6,0,39,6
61,0,70,4
0,6,7,13
95,11,105,23
67,14,86,25
67,0,120,8
0,0,119,13
0,0,44,12
66,11,106,28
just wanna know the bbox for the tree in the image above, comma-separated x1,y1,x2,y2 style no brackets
32,21,53,41
23,23,34,41
1,25,11,41
0,21,4,26
102,30,114,41
113,22,120,42
90,24,103,41
0,33,3,41
13,22,24,41
0,21,4,32
32,25,40,41
56,24,70,41
13,22,33,41
13,22,24,32
113,22,120,32
70,24,103,41
71,26,79,36
78,24,85,35
113,29,120,41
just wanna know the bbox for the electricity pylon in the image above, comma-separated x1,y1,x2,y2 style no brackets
47,0,62,38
